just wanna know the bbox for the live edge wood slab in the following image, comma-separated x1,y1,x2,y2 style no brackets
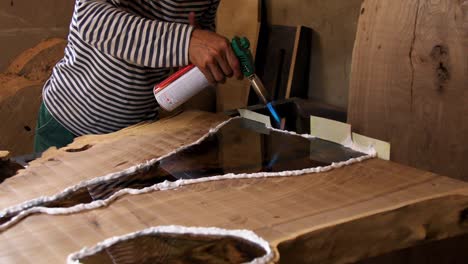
348,0,468,181
0,111,467,263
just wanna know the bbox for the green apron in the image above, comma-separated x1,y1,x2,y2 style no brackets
34,102,76,153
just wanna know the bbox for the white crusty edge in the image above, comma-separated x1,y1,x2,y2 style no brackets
66,225,274,264
0,117,376,232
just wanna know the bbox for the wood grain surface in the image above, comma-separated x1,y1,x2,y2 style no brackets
0,112,468,263
348,0,468,180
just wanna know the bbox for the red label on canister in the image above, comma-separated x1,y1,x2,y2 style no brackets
154,65,196,94
153,65,210,111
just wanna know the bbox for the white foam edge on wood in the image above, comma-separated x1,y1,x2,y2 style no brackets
0,117,376,232
66,225,275,264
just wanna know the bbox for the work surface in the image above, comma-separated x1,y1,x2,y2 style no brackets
1,111,468,263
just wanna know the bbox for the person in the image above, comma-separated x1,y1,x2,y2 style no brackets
34,0,242,153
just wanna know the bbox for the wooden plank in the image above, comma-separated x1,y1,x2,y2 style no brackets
6,38,66,82
0,38,67,156
277,195,468,264
285,26,312,99
0,1,73,71
348,0,468,181
0,75,42,156
285,26,303,99
215,0,261,111
267,0,363,109
0,111,467,263
0,159,467,263
0,111,227,210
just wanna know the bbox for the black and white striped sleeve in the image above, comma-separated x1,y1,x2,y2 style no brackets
200,0,220,32
75,0,194,68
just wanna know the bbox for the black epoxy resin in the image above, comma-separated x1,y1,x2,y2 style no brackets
160,118,365,179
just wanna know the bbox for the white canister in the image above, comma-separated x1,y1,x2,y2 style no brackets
154,65,210,111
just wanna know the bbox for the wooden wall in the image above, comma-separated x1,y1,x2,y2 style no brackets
348,0,468,181
0,0,74,71
265,0,363,109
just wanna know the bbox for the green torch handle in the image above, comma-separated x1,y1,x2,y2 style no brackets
231,36,270,103
231,36,255,77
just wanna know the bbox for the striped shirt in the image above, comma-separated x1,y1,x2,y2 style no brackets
43,0,219,136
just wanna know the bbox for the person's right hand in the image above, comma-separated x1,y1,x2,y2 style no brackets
188,29,243,84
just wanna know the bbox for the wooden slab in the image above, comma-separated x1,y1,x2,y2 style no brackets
0,1,72,71
0,38,67,155
0,111,468,263
216,0,261,111
348,0,468,181
286,26,312,99
6,38,67,82
0,111,227,210
1,160,467,263
0,75,42,156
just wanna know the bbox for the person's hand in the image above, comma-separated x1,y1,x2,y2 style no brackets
188,13,242,84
